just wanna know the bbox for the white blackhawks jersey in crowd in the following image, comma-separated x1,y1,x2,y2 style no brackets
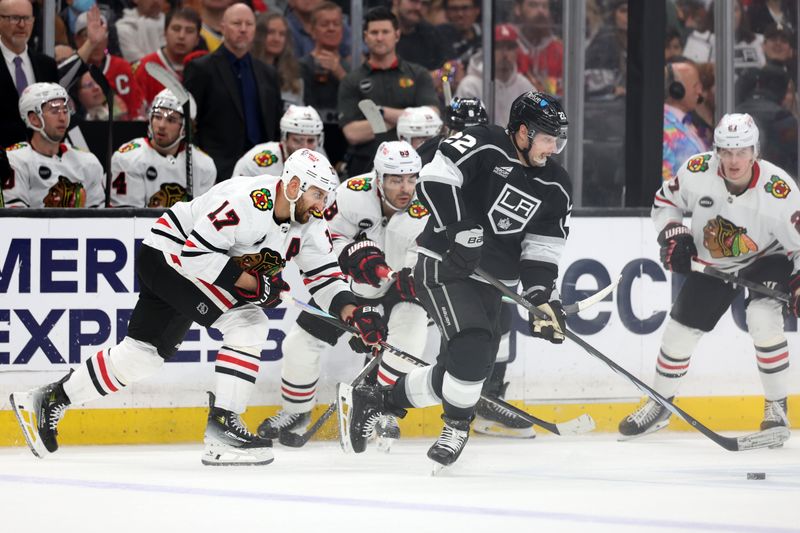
325,172,431,298
2,141,105,208
142,175,349,314
653,151,800,274
110,138,216,207
232,141,286,178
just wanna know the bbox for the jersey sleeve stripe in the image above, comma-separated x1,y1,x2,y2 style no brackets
303,261,341,277
190,230,228,254
165,210,188,239
180,250,211,258
151,228,186,246
307,277,341,294
197,278,234,308
654,194,676,207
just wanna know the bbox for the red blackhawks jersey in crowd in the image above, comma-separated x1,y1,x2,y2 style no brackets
133,49,184,109
102,54,146,119
142,175,350,315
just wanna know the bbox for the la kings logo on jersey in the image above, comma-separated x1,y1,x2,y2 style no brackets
489,183,541,234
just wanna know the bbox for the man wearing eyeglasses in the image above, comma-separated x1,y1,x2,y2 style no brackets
0,0,58,148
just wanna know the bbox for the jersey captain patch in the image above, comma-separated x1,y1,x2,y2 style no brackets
703,215,758,258
764,175,790,199
407,199,429,218
686,154,711,173
253,149,278,167
346,176,372,191
250,188,273,211
488,183,541,234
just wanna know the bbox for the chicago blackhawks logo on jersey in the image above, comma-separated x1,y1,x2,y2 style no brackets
398,77,415,88
764,175,790,199
407,199,429,218
253,149,278,167
232,247,285,276
703,215,758,258
43,176,85,207
118,142,141,153
686,154,711,173
6,142,27,151
250,188,273,211
347,177,372,191
148,183,187,208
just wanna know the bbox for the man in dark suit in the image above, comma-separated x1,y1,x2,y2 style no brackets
184,2,282,182
0,0,57,148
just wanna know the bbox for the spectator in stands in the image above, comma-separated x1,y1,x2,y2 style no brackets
253,13,303,108
116,0,166,63
200,0,232,52
738,63,798,174
110,88,216,207
61,10,146,119
763,22,796,83
392,0,454,71
184,2,282,182
337,6,438,177
438,0,481,64
665,28,684,61
747,0,797,35
4,82,105,207
514,0,563,95
585,0,628,100
61,0,121,57
456,24,534,126
286,0,352,60
1,0,58,147
690,62,715,147
299,1,349,165
72,69,128,120
662,59,709,181
134,7,202,110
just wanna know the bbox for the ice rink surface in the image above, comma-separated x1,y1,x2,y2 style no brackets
1,433,798,533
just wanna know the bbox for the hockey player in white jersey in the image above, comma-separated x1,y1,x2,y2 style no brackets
9,149,387,466
3,83,104,208
397,106,443,150
619,114,797,443
232,105,324,178
109,89,216,207
258,141,430,450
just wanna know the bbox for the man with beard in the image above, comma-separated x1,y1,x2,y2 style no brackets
3,82,104,208
110,88,216,207
392,0,454,71
514,0,564,95
10,148,388,466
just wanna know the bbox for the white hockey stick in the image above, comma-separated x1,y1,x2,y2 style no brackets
358,99,387,134
144,62,194,199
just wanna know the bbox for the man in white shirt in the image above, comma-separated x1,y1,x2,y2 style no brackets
116,0,167,63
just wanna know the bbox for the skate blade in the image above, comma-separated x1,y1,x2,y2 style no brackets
472,420,536,439
9,392,47,459
376,437,397,453
201,443,274,466
336,383,354,453
431,461,447,476
617,420,670,442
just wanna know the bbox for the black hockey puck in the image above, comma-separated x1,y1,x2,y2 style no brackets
746,472,766,480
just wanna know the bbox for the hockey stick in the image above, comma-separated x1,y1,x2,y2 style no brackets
690,259,790,303
144,62,194,199
427,255,789,451
442,79,453,107
292,297,595,436
358,99,388,134
88,65,113,208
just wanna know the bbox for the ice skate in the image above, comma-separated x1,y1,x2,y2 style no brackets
10,378,71,458
257,410,312,447
428,416,471,475
375,414,401,452
473,397,535,439
202,393,274,466
760,398,789,448
618,397,673,440
337,383,384,453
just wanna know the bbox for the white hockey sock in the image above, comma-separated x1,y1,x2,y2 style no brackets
63,348,127,405
214,345,260,414
652,348,690,398
378,302,429,386
755,340,790,401
279,326,329,413
403,366,441,408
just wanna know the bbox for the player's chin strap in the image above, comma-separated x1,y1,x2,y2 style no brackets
509,128,545,168
285,182,303,223
33,115,64,145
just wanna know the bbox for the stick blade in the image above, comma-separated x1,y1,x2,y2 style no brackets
144,62,190,104
735,426,791,451
358,99,388,134
555,413,596,435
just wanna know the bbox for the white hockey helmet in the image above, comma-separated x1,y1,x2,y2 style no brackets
374,141,421,211
397,106,443,142
282,148,339,194
18,82,71,131
280,105,324,148
714,113,759,158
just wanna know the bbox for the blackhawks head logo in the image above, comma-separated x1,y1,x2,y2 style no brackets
764,175,790,199
407,199,429,219
253,149,278,167
43,176,86,207
250,188,273,211
686,154,711,173
703,215,758,258
148,183,188,208
118,141,140,153
232,247,285,275
346,176,372,191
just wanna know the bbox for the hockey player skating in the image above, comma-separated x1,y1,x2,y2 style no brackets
3,83,105,208
110,88,216,207
339,91,572,471
258,141,430,450
232,105,324,177
619,113,796,442
9,149,387,466
397,106,444,150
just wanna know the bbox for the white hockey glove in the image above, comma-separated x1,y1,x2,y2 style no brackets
525,290,566,344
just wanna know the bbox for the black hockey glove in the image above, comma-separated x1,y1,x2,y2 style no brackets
658,223,697,274
525,290,566,344
236,271,290,308
339,239,390,287
347,305,387,346
439,221,483,282
393,267,417,301
789,273,800,317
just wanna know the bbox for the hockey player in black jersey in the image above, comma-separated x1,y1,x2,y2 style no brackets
339,91,572,470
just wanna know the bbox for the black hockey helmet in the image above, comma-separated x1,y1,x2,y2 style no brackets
445,97,489,131
507,91,568,154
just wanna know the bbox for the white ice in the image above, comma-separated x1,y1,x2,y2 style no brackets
1,433,798,533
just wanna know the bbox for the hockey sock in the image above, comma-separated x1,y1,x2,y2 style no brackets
391,365,442,409
442,371,484,421
214,345,260,414
650,319,703,398
279,326,328,413
755,340,790,401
